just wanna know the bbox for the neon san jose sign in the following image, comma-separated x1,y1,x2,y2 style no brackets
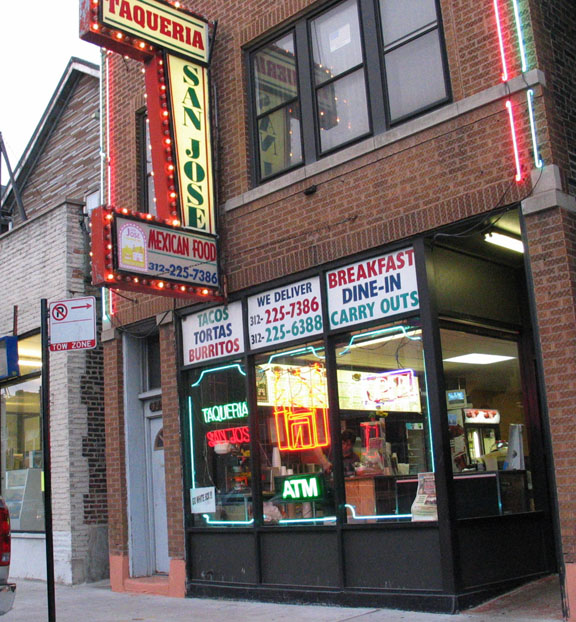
81,0,220,302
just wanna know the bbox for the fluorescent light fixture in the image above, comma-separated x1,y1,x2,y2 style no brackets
484,232,524,253
444,353,515,365
18,359,42,368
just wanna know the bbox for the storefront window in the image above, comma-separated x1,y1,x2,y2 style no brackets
186,362,252,526
256,343,336,526
442,328,533,517
1,377,44,531
335,322,432,522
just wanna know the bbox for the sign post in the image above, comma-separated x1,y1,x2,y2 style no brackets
40,299,56,622
40,296,98,622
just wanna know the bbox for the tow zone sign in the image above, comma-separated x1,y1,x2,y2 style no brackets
49,297,97,352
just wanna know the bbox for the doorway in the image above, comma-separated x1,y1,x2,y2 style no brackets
146,405,169,574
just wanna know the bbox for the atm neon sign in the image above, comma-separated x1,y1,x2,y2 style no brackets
281,474,325,502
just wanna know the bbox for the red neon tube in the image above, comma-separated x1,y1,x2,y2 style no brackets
505,100,522,182
494,0,508,82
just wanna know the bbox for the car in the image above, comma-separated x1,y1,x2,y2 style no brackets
0,499,15,615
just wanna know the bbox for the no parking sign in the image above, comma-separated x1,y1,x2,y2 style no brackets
48,296,97,351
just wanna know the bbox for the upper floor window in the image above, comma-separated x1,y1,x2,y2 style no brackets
249,0,449,183
136,110,157,216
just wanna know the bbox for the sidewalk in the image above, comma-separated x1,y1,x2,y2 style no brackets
2,574,564,622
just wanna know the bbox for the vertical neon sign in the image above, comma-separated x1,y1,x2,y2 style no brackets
494,0,509,82
511,0,528,72
506,100,523,182
527,89,543,169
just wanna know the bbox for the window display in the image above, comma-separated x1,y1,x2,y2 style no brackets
0,377,44,532
334,323,432,522
442,328,532,516
256,343,336,525
186,362,252,526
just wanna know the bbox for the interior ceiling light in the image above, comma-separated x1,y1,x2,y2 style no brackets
443,353,515,365
484,231,524,253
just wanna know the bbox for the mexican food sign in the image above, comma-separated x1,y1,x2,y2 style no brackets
81,0,221,301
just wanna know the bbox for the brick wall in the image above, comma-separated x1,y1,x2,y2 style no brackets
525,208,576,564
159,321,186,560
0,67,107,583
103,0,576,591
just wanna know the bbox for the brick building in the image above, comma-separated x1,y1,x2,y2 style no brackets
88,0,576,615
0,58,108,583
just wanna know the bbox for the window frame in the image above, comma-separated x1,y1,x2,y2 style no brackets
250,30,305,182
247,0,451,186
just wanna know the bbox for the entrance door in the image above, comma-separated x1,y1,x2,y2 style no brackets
147,414,169,573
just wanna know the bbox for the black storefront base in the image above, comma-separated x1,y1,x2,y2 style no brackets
186,581,458,613
185,513,556,614
186,573,552,614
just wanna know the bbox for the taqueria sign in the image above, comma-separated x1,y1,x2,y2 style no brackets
81,0,220,301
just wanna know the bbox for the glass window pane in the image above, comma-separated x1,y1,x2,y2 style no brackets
256,343,336,526
335,323,432,523
386,30,447,121
259,104,303,179
254,33,298,116
186,363,252,527
1,377,45,532
317,70,369,153
311,0,363,85
144,118,156,216
379,0,438,46
147,334,161,390
17,334,42,375
442,330,533,517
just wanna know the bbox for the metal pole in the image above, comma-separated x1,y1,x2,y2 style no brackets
40,299,56,622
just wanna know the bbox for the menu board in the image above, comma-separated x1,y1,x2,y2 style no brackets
247,277,323,349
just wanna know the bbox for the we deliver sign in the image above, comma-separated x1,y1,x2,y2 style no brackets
49,297,97,351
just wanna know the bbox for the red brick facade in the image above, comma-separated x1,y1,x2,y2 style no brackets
100,0,576,613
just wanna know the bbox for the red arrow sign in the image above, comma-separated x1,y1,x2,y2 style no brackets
72,303,92,309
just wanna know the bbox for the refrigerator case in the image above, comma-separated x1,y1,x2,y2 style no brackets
465,423,500,465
